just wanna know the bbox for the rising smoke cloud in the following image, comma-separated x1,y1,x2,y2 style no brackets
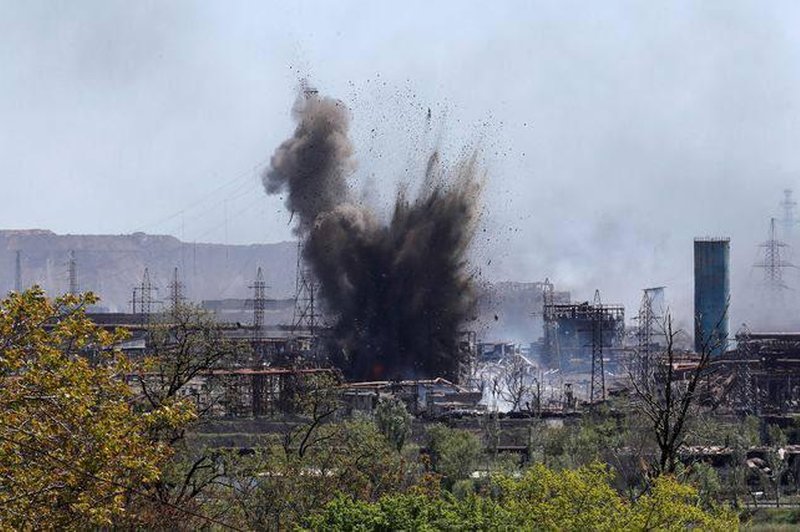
264,88,482,381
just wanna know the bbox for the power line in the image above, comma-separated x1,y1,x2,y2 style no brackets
132,159,268,235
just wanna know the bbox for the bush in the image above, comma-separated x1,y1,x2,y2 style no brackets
306,463,738,531
426,425,482,487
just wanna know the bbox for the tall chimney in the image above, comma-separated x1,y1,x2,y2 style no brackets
694,238,730,356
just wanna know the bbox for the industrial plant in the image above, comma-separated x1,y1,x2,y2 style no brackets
8,185,800,423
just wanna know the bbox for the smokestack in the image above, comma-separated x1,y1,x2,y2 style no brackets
694,238,730,356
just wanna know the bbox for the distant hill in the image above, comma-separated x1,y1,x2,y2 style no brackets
0,230,297,312
0,229,567,342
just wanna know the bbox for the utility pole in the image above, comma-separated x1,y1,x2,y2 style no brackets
14,250,22,293
590,289,605,403
68,250,78,295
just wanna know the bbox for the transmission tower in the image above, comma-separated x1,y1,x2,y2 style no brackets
14,250,22,293
781,188,797,241
131,268,159,320
755,218,794,297
590,289,606,403
250,267,266,364
167,266,185,314
68,250,78,295
635,287,665,384
292,241,320,336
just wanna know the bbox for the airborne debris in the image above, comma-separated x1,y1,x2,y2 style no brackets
264,86,483,381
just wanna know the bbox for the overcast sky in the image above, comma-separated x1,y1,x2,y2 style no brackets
3,1,800,325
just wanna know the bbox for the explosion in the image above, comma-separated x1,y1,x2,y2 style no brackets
264,88,482,381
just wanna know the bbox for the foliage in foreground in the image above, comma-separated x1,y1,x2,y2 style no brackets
306,464,738,531
0,289,194,529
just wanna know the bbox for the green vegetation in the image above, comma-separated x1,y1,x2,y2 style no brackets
0,289,754,529
306,465,737,531
0,289,195,528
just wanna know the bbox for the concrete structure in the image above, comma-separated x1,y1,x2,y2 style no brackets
694,238,730,356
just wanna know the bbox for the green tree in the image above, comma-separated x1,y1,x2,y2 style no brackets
427,425,482,487
628,475,737,531
765,424,789,508
306,463,737,531
686,461,722,507
136,303,249,521
375,396,412,452
221,419,409,530
0,288,194,529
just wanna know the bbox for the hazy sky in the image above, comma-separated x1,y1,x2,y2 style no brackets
3,1,800,325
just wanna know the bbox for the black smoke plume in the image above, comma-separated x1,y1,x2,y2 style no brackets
264,89,482,381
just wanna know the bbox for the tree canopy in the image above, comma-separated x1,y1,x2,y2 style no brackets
0,288,194,528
